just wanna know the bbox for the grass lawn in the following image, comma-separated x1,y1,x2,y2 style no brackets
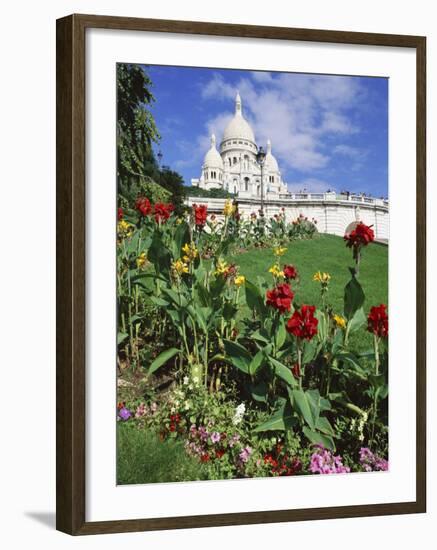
227,234,388,350
117,424,208,485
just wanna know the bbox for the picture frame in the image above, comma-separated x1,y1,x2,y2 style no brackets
56,13,426,535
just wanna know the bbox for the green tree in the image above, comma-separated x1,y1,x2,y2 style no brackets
159,167,186,215
117,63,160,187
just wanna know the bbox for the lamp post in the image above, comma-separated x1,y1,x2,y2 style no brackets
256,146,266,215
157,150,163,185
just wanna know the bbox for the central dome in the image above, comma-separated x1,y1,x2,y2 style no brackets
222,92,255,144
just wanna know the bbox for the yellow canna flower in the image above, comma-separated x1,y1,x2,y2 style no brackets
273,246,287,257
176,218,183,225
215,259,228,275
136,252,147,268
117,220,133,238
171,259,189,275
223,199,235,217
182,242,198,263
269,265,285,278
333,314,347,329
313,271,331,283
235,275,246,287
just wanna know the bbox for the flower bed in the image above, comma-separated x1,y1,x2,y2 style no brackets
117,198,388,482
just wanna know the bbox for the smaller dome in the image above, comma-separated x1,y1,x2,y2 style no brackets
203,134,223,169
265,139,279,172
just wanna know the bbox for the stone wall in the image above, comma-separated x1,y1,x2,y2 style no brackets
186,193,389,240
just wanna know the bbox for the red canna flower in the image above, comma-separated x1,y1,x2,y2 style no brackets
200,453,210,463
153,202,174,223
266,283,294,314
291,363,301,378
367,304,388,338
193,204,208,227
286,305,318,340
344,222,375,251
215,449,225,459
117,207,124,220
283,264,298,280
135,197,152,217
169,423,176,432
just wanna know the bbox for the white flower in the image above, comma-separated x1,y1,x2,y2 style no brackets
193,376,199,384
184,401,191,411
183,376,189,385
232,402,246,425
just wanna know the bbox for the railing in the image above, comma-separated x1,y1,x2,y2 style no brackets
186,193,388,208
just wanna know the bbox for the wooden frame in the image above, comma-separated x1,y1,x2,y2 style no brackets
56,13,426,535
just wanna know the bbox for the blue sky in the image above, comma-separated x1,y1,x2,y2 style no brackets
143,64,388,197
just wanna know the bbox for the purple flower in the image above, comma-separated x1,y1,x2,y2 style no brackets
135,403,148,418
359,447,388,472
309,445,350,474
198,426,209,441
229,434,240,448
239,446,252,463
118,407,132,421
210,432,221,444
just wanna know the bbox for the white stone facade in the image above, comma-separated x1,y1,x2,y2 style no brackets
186,193,389,241
191,93,288,198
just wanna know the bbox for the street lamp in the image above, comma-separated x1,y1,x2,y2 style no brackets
157,150,163,185
256,146,266,215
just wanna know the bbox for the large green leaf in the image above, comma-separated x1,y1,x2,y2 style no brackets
250,381,269,403
172,221,190,258
148,347,180,375
269,357,297,387
147,232,171,275
223,339,251,374
245,280,267,317
344,275,365,320
249,349,265,377
346,307,366,335
291,389,316,430
303,427,335,451
276,319,287,349
254,403,296,432
315,416,335,436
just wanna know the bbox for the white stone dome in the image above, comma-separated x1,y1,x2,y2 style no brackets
222,92,255,144
265,139,279,172
203,134,224,169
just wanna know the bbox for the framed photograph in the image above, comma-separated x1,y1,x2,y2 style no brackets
56,14,426,535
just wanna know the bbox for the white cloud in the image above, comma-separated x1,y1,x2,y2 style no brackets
333,144,369,171
195,70,365,176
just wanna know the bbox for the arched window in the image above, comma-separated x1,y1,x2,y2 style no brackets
233,157,237,165
244,177,249,192
229,158,232,167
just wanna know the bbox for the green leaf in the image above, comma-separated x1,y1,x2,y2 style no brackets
245,280,267,317
223,339,251,374
346,307,366,335
269,357,297,387
117,332,129,345
276,319,287,349
249,349,265,377
254,403,296,432
302,339,318,365
303,427,335,451
150,296,169,307
148,347,180,375
172,221,190,258
250,381,269,403
344,275,365,320
291,389,315,430
315,416,335,436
